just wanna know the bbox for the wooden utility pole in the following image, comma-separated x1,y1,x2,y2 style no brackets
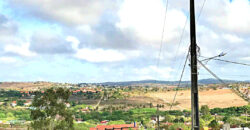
190,0,199,129
157,104,160,129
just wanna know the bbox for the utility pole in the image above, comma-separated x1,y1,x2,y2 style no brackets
190,0,199,129
156,104,160,129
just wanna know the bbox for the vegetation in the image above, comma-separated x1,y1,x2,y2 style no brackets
30,87,73,130
0,84,249,129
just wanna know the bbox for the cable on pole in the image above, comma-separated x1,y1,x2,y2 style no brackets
211,58,250,67
198,60,226,84
200,53,226,62
169,48,189,110
200,55,250,67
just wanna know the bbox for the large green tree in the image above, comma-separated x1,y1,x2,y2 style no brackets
208,120,220,130
201,105,210,115
30,87,73,130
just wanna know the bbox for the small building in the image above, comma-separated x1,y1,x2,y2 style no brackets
65,103,70,107
11,101,17,107
90,123,138,130
24,101,32,106
81,108,89,113
100,120,109,124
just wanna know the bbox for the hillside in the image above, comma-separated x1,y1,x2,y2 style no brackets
144,89,248,110
90,78,246,86
0,81,68,90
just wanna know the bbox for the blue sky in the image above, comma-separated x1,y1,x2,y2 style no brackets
0,0,249,83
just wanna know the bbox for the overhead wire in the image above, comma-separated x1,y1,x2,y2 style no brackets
156,0,169,71
197,0,207,22
170,48,189,110
169,0,208,110
198,60,226,84
199,74,250,77
200,55,250,67
210,58,250,67
171,17,189,81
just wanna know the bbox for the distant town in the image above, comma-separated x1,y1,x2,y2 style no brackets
0,80,249,129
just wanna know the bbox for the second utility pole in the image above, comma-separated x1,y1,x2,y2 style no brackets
190,0,200,129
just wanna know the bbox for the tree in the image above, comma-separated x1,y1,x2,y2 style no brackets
201,105,210,115
30,87,73,130
17,100,25,106
208,120,220,130
107,120,126,125
0,113,6,119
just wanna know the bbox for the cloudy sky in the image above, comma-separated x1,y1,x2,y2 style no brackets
0,0,249,83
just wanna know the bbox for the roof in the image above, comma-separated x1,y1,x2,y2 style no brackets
90,124,137,130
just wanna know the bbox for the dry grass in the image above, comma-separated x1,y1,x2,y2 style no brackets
145,88,248,110
0,82,60,90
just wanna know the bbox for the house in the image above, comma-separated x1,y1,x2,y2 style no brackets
11,101,17,107
162,122,173,126
81,108,89,113
24,101,32,106
65,103,70,107
0,102,4,105
100,120,109,124
75,118,83,123
90,123,138,130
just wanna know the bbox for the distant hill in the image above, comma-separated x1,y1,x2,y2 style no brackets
86,78,247,86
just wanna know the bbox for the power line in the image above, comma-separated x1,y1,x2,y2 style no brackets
171,17,189,80
200,55,250,67
169,0,207,111
211,58,250,67
200,53,226,62
168,17,189,84
197,0,207,22
199,74,250,77
156,0,169,70
170,49,189,110
198,60,226,84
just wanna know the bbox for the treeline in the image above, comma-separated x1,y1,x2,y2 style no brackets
0,90,22,97
210,106,249,116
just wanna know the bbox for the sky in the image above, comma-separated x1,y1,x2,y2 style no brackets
0,0,249,83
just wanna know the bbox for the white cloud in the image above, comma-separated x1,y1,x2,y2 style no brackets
66,36,80,50
222,34,244,43
74,48,126,62
207,0,250,34
116,0,186,44
240,57,250,62
0,57,17,63
75,25,93,34
4,43,36,57
69,36,141,63
9,0,119,26
134,65,173,80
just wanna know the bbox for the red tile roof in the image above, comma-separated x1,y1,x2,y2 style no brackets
90,124,137,130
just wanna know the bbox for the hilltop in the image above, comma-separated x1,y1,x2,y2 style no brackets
89,78,246,86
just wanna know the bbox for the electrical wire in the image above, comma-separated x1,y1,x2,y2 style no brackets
200,55,250,67
199,74,250,77
169,0,208,110
156,0,169,70
169,49,189,110
211,58,250,67
198,60,226,84
197,0,207,22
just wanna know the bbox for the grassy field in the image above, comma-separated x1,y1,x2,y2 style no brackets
72,88,248,111
0,82,71,90
145,89,248,110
